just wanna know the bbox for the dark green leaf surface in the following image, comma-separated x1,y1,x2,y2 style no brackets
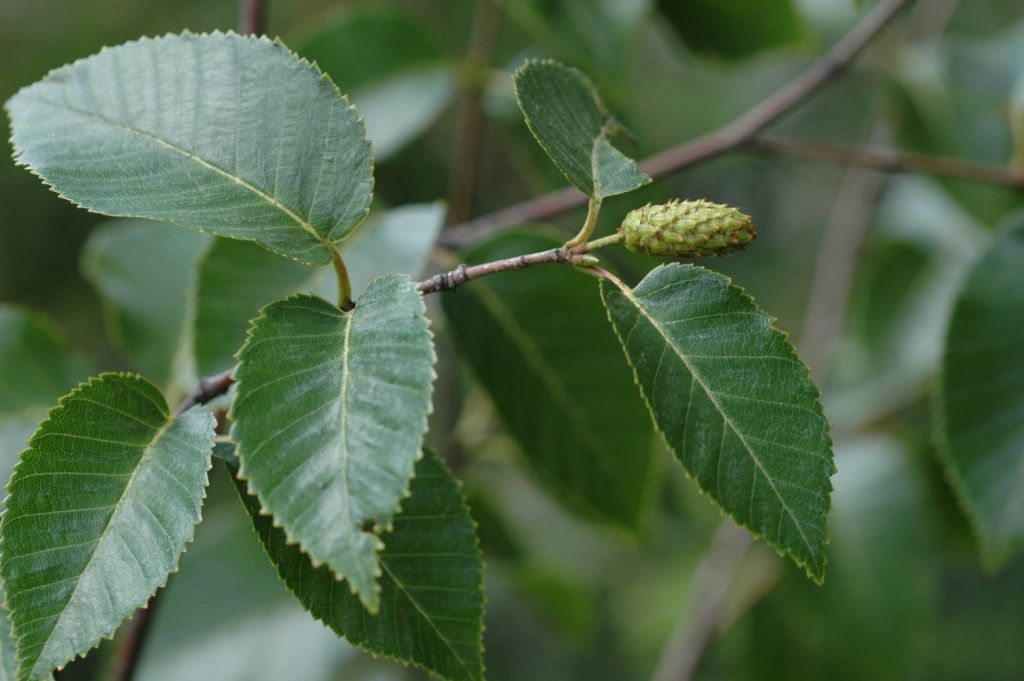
192,203,444,376
0,374,215,680
81,220,207,388
232,450,484,681
601,264,833,580
298,8,455,159
0,307,92,475
657,0,805,59
442,231,658,531
231,277,435,612
513,59,649,198
938,218,1024,568
6,32,373,265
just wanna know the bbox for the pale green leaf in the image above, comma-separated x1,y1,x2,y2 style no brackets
0,373,215,680
600,264,833,580
938,217,1024,568
512,59,649,198
81,220,207,390
442,231,658,531
298,8,455,159
230,277,436,612
0,309,87,681
0,307,92,475
6,32,373,265
192,203,444,376
232,450,484,681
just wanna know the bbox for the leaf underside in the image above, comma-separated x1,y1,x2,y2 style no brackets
513,59,649,198
939,218,1024,568
232,450,484,681
230,276,435,612
600,264,834,580
442,231,658,531
6,32,373,265
0,374,215,681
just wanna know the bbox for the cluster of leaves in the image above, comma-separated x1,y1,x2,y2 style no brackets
2,6,1023,679
0,29,841,680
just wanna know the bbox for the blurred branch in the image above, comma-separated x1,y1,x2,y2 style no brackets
650,523,752,681
440,0,914,248
747,135,1024,191
446,0,502,226
107,369,235,681
795,123,893,383
239,0,266,35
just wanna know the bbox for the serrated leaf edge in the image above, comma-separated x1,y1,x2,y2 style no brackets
4,30,375,267
0,372,215,679
598,262,835,583
228,278,437,613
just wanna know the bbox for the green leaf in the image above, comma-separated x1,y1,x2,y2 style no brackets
938,217,1024,568
192,203,444,376
656,0,805,59
232,450,484,681
81,220,208,389
512,59,650,198
0,307,92,474
298,8,455,159
6,32,373,265
442,231,658,531
600,264,833,580
0,309,90,681
0,373,215,680
231,277,435,612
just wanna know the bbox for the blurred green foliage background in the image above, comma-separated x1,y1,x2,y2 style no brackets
3,0,1024,679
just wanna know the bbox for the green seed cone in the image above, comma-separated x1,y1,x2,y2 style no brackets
619,199,756,258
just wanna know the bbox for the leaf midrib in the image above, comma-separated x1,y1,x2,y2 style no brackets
335,308,372,591
619,284,817,560
26,95,327,249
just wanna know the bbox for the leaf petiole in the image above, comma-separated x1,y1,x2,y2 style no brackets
564,196,602,248
329,244,355,311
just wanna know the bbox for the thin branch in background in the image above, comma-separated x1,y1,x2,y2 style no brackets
439,0,915,247
746,135,1024,191
239,0,266,36
446,0,502,226
106,595,162,681
105,371,236,681
797,123,892,384
650,523,752,681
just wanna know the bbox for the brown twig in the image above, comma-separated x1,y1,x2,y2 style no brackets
796,122,893,383
747,135,1024,190
417,246,592,294
650,523,752,681
239,0,266,36
446,0,502,226
439,0,914,248
107,369,236,681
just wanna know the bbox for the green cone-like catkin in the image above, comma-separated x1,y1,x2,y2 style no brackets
619,199,755,258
